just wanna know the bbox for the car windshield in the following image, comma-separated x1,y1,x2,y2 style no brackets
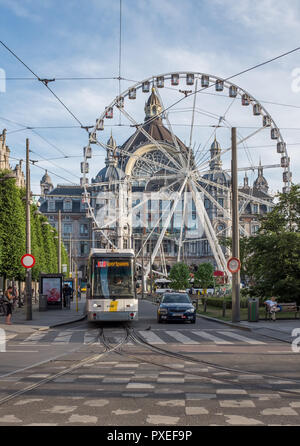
161,294,191,304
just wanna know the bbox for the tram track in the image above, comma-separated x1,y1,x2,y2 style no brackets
102,326,300,397
0,324,299,407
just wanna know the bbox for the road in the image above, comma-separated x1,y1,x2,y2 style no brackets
0,299,299,426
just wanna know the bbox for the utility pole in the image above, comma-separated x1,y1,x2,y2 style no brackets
141,232,145,299
58,209,62,273
69,233,72,278
231,127,240,322
25,138,32,321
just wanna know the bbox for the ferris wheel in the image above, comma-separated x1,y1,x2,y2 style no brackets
81,71,292,277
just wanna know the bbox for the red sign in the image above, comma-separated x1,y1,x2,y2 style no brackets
21,254,36,269
227,257,241,274
214,270,224,277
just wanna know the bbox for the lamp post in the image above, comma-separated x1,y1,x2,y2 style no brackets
231,127,240,322
25,138,32,321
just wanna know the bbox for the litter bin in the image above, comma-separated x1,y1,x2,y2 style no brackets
248,298,259,322
39,294,48,312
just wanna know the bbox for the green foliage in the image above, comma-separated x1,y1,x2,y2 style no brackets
200,296,250,309
0,171,67,280
243,185,300,303
194,262,214,288
258,184,300,234
0,172,26,280
169,262,190,290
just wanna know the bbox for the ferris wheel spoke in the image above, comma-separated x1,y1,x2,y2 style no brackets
95,138,179,175
135,177,186,258
189,179,227,272
154,87,188,168
144,177,188,277
194,173,274,208
192,178,248,237
117,106,183,170
177,182,189,262
194,125,267,173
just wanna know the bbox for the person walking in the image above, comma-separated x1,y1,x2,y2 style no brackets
3,286,14,325
62,283,72,309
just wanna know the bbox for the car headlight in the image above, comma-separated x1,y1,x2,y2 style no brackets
158,308,168,314
186,308,195,313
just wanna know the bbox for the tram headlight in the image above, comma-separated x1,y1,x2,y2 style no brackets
93,304,98,308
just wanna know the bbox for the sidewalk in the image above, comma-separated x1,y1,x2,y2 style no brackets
199,314,300,343
0,297,86,334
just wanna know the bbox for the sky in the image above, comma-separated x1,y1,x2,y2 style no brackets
0,0,300,195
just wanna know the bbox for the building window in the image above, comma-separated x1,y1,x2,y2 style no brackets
48,200,55,212
217,198,224,207
64,199,72,212
80,242,89,256
252,203,259,214
251,225,259,235
80,224,89,236
63,223,73,234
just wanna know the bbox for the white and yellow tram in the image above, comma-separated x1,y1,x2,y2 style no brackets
86,249,138,322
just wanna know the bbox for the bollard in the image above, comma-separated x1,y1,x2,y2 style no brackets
203,299,207,313
222,299,226,318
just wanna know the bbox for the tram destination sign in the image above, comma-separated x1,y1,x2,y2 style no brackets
96,261,129,268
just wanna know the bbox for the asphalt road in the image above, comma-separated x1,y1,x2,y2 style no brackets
0,299,299,426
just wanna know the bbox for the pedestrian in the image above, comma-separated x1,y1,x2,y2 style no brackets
77,285,81,300
62,283,72,309
264,296,281,321
3,286,14,325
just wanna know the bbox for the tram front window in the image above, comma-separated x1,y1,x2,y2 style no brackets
92,258,134,298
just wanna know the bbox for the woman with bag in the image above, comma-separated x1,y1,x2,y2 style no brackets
4,286,14,325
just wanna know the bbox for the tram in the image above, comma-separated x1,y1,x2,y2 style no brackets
86,248,138,322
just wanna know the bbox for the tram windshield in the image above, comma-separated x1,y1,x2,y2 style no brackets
92,258,134,298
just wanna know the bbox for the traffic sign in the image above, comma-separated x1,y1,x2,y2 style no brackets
227,257,240,274
21,254,36,269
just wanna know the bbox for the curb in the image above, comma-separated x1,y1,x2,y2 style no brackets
198,314,252,331
43,313,87,330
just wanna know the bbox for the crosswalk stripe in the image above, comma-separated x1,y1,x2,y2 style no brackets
139,330,166,344
53,331,73,344
165,331,198,344
191,330,233,344
21,332,48,344
217,330,266,345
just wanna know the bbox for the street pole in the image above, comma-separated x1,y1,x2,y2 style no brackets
58,209,62,274
69,233,72,278
231,127,240,322
141,232,145,299
75,262,78,312
25,138,32,321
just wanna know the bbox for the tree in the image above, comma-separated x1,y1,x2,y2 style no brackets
243,184,300,302
194,262,214,289
0,172,26,281
169,262,190,290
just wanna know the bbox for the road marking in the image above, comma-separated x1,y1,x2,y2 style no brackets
217,331,266,345
21,332,48,344
191,330,232,344
138,331,166,344
165,331,198,345
53,331,73,344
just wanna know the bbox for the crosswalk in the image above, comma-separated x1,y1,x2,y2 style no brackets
10,329,267,347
